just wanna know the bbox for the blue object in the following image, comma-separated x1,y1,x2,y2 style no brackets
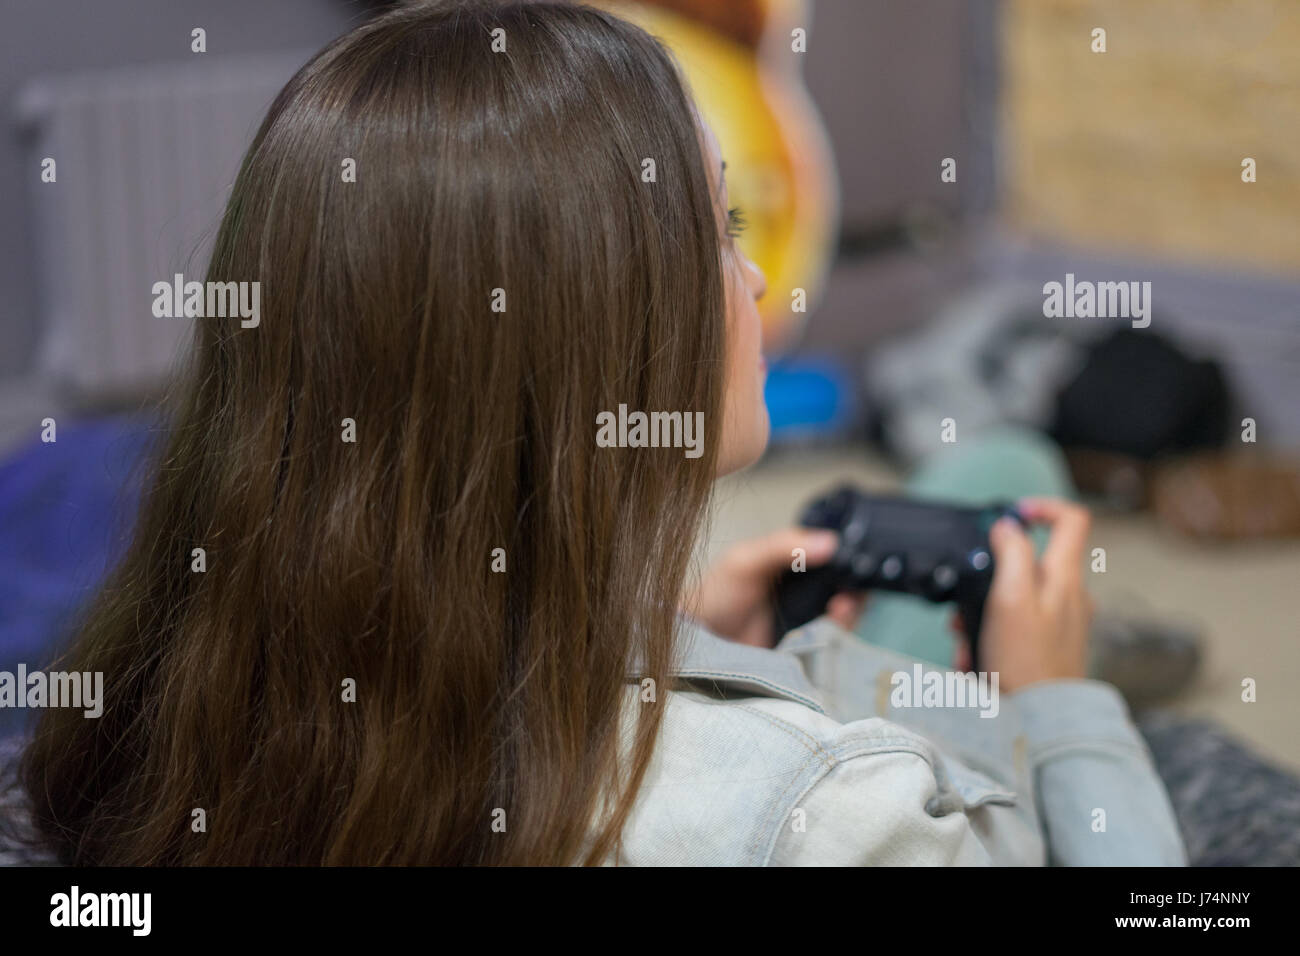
0,415,154,733
763,355,857,442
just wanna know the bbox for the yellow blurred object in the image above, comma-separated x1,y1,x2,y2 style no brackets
594,0,838,354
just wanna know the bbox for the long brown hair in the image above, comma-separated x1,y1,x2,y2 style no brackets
19,0,725,865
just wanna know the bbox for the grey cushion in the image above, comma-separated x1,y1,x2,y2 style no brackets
1137,712,1300,867
0,735,58,865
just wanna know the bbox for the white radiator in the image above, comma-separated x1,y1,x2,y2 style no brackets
16,52,306,397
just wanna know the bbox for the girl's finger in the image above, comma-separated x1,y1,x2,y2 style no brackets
988,516,1035,606
733,527,839,577
953,635,973,673
825,591,868,630
1017,497,1091,599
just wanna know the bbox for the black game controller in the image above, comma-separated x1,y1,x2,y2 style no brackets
772,485,1026,668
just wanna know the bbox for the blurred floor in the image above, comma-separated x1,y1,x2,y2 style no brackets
705,442,1300,773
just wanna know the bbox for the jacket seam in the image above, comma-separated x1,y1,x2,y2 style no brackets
676,670,826,713
731,703,836,769
757,743,943,866
1028,738,1147,763
731,704,839,863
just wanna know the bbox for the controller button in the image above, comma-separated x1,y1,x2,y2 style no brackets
851,552,877,579
844,517,868,543
880,555,905,581
931,564,958,592
969,549,991,571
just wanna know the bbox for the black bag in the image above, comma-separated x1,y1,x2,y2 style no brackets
1051,328,1231,458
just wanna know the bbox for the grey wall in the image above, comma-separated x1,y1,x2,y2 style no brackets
803,0,974,231
797,0,993,356
0,0,365,377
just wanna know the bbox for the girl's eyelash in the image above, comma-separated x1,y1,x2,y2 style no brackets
726,206,748,238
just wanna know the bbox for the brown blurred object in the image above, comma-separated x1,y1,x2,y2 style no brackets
1151,454,1300,540
642,0,767,47
1065,448,1154,511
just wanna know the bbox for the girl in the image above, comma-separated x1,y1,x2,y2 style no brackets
17,0,1183,866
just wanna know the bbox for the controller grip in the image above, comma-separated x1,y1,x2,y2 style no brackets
958,591,986,671
771,565,844,643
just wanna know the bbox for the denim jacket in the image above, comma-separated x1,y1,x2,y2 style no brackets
609,617,1187,866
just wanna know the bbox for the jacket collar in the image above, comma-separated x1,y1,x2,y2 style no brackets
653,616,827,714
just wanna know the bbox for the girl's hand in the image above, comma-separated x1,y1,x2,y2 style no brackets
682,528,868,647
951,497,1095,691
